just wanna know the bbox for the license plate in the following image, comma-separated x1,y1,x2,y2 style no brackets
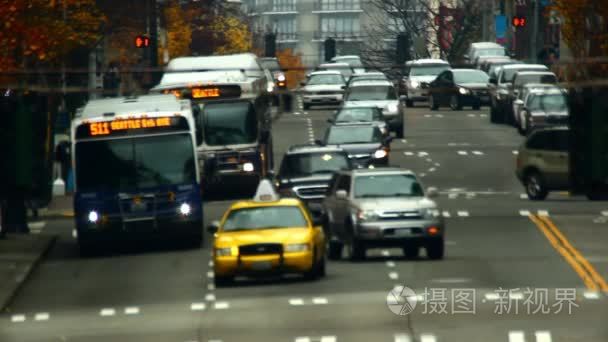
394,228,411,236
251,261,272,270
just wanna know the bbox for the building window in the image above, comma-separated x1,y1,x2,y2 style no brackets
320,16,360,39
320,0,360,11
272,0,296,12
274,17,297,41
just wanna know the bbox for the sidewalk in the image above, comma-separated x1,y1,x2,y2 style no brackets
0,234,56,312
32,195,74,220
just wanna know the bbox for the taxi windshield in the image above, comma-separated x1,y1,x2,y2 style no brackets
222,206,308,231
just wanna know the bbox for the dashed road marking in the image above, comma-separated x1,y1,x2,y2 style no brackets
34,313,49,321
207,271,214,279
205,294,216,302
214,301,229,310
295,337,336,342
386,261,396,267
535,331,552,342
404,151,414,156
583,291,601,299
394,333,412,342
601,211,608,217
485,293,500,301
519,210,531,216
442,211,451,218
420,334,437,342
520,193,528,199
208,260,214,267
513,150,519,155
472,150,484,155
419,173,427,177
429,167,436,172
381,250,390,257
289,298,305,306
207,283,215,291
508,331,525,342
191,302,206,311
458,150,468,155
434,162,440,167
537,210,550,217
11,314,26,323
418,151,429,157
448,193,458,199
457,211,470,217
312,297,329,305
124,307,140,315
388,272,399,280
100,308,116,317
401,139,407,143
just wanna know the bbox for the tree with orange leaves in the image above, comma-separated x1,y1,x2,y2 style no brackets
275,48,305,90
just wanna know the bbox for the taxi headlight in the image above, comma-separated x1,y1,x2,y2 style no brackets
386,103,399,113
88,210,99,223
243,162,255,172
216,247,233,256
285,243,310,252
373,149,388,159
410,80,420,88
179,203,191,216
459,87,470,95
357,209,379,221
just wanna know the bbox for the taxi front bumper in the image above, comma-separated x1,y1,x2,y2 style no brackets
214,251,314,277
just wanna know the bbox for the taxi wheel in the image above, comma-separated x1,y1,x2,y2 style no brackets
214,275,234,287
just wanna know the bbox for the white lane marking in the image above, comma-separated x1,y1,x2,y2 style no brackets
381,250,390,257
72,229,78,238
485,293,500,300
472,150,484,155
206,271,214,279
583,291,601,299
436,114,444,118
100,308,116,317
426,158,433,162
295,338,311,342
214,301,229,310
508,331,525,342
205,294,216,302
434,162,440,167
34,313,49,321
394,333,412,342
520,193,528,199
537,210,549,216
320,336,337,342
467,113,475,117
208,260,214,267
424,114,431,118
448,193,458,199
457,211,469,217
304,112,309,115
420,334,437,342
466,192,475,199
11,314,26,323
388,272,399,280
419,173,427,177
209,340,223,342
191,302,206,311
519,210,531,216
509,292,524,300
312,297,328,305
289,298,305,306
442,211,451,218
28,221,46,230
418,151,429,157
429,167,436,172
513,150,519,155
445,240,457,246
401,139,407,143
458,150,468,155
293,112,301,115
601,210,608,216
386,261,396,267
431,277,471,284
124,307,140,315
480,114,488,117
404,151,414,156
207,283,216,291
535,331,552,342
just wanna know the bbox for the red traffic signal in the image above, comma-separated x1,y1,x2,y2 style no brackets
135,35,150,48
512,16,526,27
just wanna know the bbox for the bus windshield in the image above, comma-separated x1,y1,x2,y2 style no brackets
202,101,258,146
75,133,196,192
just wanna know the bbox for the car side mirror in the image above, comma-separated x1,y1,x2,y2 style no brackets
426,187,439,198
336,189,348,200
207,220,220,233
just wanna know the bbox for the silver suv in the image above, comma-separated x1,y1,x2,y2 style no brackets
321,168,444,260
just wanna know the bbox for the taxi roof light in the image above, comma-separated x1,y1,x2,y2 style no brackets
253,179,280,202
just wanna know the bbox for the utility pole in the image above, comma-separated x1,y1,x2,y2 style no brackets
61,0,67,110
530,0,539,63
481,0,487,41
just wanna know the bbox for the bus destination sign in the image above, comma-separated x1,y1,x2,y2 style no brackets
77,116,189,139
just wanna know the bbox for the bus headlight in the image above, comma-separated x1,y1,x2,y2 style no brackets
386,103,399,113
243,162,255,172
179,203,191,216
88,210,99,223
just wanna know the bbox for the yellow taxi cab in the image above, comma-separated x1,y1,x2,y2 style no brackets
208,179,326,286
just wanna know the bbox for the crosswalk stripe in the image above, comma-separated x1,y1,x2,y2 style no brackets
394,333,411,342
535,331,552,342
320,336,337,342
508,331,525,342
420,334,437,342
458,151,468,155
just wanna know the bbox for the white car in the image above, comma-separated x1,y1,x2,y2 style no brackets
301,71,346,109
401,59,450,107
331,55,365,74
343,80,404,138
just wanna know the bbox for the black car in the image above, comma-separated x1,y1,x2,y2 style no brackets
275,145,354,214
320,123,393,167
428,69,490,110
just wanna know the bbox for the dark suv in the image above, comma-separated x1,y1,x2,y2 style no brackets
275,145,354,214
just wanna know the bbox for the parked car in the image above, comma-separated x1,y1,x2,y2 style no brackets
301,71,346,109
328,106,388,135
321,122,393,168
516,87,569,136
275,145,354,215
428,69,490,110
321,168,444,260
331,55,365,74
516,126,569,200
342,80,404,138
489,64,548,124
400,59,451,107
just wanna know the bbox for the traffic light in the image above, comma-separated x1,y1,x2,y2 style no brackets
264,33,276,57
135,35,151,48
324,38,336,62
512,16,526,27
396,33,411,65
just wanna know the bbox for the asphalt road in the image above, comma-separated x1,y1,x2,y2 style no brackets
2,99,608,342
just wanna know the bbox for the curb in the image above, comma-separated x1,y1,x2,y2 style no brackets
0,235,58,313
